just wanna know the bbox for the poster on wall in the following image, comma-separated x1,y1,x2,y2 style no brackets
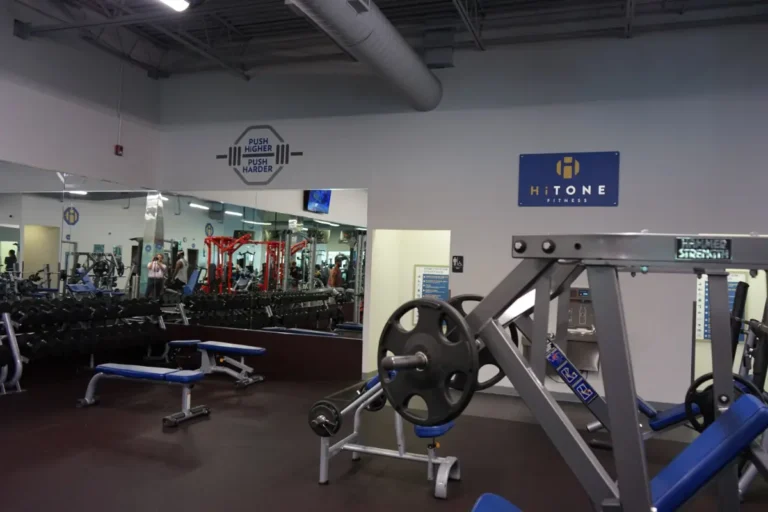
695,271,748,342
518,151,620,207
413,265,450,326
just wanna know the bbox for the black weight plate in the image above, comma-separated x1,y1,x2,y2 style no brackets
357,384,387,412
447,294,515,391
308,399,342,437
684,372,766,432
377,297,478,427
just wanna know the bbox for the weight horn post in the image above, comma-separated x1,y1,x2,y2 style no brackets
381,353,428,371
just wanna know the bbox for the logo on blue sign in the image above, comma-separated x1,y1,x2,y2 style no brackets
518,152,620,207
145,244,152,252
205,223,214,237
155,243,163,251
65,234,71,241
63,206,80,226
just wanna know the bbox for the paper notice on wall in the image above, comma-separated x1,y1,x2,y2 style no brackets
695,271,747,342
413,265,450,326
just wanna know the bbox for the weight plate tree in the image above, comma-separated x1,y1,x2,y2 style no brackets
447,294,516,391
377,298,478,426
684,372,767,432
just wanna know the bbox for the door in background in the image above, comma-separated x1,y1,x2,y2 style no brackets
22,225,61,278
187,249,199,278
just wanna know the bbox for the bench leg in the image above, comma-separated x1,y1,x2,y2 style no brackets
319,437,331,485
162,384,210,427
201,349,264,388
77,372,105,407
434,457,460,499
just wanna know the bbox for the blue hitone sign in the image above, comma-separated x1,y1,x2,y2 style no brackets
518,152,620,207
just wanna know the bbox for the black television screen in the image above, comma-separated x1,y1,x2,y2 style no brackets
304,190,332,214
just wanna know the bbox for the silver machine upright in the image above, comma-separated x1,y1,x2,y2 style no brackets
375,233,768,512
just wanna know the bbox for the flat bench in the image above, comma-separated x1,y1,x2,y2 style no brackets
169,340,266,388
77,363,209,428
260,327,339,337
472,395,768,512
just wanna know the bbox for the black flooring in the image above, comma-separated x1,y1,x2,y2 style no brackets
1,376,767,512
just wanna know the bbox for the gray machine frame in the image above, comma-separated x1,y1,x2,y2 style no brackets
460,233,768,511
0,311,24,395
318,382,460,499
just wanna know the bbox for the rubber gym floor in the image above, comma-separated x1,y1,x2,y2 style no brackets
1,376,767,512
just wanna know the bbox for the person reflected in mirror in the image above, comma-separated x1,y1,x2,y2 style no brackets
4,249,17,274
171,253,188,291
145,253,167,298
328,258,343,289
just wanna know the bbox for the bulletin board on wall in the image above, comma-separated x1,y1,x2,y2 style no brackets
695,270,748,342
413,265,450,326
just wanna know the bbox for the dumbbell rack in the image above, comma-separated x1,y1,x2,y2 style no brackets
0,310,24,396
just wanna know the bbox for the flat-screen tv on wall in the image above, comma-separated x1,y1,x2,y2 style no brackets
304,190,332,214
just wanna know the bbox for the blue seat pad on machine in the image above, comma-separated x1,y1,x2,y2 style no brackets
414,421,455,438
650,395,768,511
471,493,523,512
168,339,201,347
95,363,204,383
648,403,700,431
198,341,266,356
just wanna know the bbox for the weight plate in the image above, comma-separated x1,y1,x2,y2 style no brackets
447,294,516,391
684,372,766,432
357,384,387,412
308,399,342,437
377,298,478,427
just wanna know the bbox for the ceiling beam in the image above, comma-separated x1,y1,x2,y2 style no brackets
100,0,249,81
22,0,257,34
451,0,485,50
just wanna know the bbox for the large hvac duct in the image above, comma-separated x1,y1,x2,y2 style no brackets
286,0,443,111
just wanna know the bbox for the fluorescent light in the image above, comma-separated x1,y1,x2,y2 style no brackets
160,195,169,201
157,0,189,12
315,220,339,227
243,220,272,226
225,211,243,217
301,228,308,231
356,227,367,231
189,202,210,210
68,190,88,196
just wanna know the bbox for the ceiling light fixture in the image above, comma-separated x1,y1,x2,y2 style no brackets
242,220,272,226
189,202,210,210
356,227,367,231
157,0,189,13
68,191,88,196
315,220,339,227
225,211,243,217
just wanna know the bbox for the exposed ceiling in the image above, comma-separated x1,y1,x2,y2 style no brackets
12,0,768,79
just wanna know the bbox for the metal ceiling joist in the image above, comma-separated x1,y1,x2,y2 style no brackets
625,0,636,37
100,0,249,81
451,0,485,50
23,0,258,34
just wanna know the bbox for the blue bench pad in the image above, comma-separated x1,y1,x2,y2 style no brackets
471,494,523,512
414,420,455,438
168,339,201,347
649,402,699,431
637,397,658,418
337,323,364,332
198,341,266,356
650,395,768,512
95,363,204,383
165,370,205,383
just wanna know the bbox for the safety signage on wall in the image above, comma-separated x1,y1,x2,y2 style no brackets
205,223,214,237
518,152,620,207
413,265,450,326
695,271,748,342
452,256,464,273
